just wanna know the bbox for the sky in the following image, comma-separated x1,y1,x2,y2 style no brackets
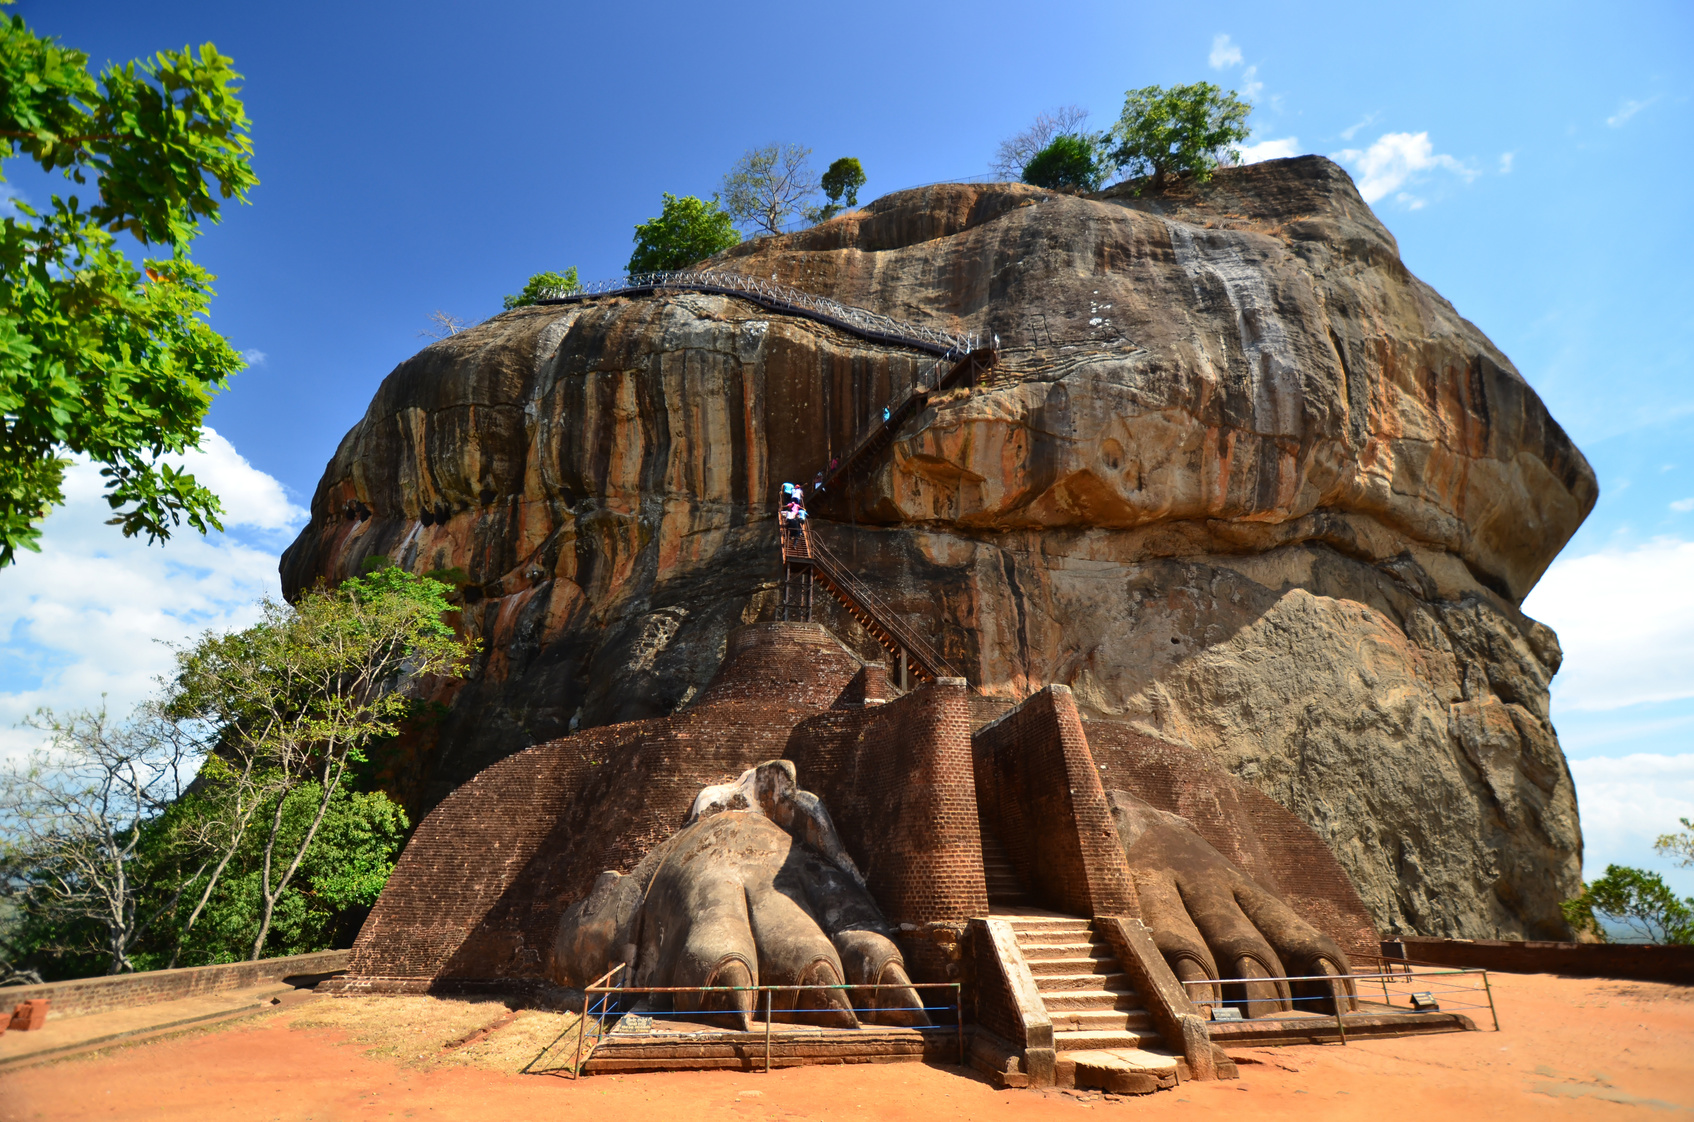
3,1,1691,898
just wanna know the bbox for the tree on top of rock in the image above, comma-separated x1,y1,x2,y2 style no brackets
991,105,1093,180
1021,134,1110,193
721,143,820,236
627,194,740,273
1111,82,1252,192
807,157,867,223
503,268,579,309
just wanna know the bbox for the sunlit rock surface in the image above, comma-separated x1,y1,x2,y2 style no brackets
281,157,1594,940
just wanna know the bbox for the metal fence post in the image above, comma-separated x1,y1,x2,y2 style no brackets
1482,971,1500,1031
571,990,589,1077
955,982,964,1066
764,988,773,1073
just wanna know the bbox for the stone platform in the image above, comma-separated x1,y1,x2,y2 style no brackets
581,1016,965,1073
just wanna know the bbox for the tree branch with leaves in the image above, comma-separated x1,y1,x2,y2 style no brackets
0,10,257,566
167,565,474,958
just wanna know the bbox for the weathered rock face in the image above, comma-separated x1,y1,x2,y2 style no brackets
282,157,1594,940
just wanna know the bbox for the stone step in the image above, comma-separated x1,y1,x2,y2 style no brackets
1048,1008,1157,1034
1034,972,1133,993
1003,914,1089,928
1026,955,1119,976
1040,987,1143,1011
1010,926,1094,945
1053,1028,1160,1052
1019,941,1114,962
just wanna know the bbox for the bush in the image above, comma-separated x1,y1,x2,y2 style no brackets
1561,865,1694,945
1021,134,1107,192
1111,82,1252,192
628,193,740,273
503,269,579,309
809,157,868,221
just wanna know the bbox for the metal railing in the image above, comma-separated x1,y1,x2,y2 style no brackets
805,527,959,682
1186,966,1499,1044
565,966,964,1076
535,269,979,358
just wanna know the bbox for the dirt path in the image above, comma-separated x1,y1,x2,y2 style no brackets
2,971,1688,1120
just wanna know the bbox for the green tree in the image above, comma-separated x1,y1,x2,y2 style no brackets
1021,133,1108,193
809,157,867,222
627,193,739,273
502,268,579,310
0,11,257,566
1656,818,1694,868
1111,82,1251,192
156,783,407,966
168,565,473,959
0,567,472,976
1561,865,1694,945
721,143,818,236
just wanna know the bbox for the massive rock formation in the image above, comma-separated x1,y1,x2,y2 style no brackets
281,156,1595,941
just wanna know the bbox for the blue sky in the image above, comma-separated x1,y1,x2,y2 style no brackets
4,1,1692,896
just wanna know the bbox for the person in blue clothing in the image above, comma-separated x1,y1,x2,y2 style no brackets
882,406,890,423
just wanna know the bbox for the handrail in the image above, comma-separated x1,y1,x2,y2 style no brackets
535,269,979,358
803,526,958,682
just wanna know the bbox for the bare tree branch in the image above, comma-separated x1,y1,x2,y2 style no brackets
721,144,820,236
991,105,1093,180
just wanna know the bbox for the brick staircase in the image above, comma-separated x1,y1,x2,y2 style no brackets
1005,914,1158,1051
980,832,1031,907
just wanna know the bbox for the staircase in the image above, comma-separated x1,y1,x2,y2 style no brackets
1006,914,1159,1052
779,523,958,686
980,832,1031,907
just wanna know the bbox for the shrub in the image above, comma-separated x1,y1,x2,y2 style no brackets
1021,134,1107,192
503,269,579,309
628,193,740,273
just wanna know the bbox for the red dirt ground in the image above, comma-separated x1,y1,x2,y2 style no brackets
2,971,1689,1121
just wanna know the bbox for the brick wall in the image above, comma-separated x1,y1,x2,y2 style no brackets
785,676,987,981
972,686,1138,919
348,623,866,985
0,950,348,1020
1389,938,1694,984
1081,719,1379,956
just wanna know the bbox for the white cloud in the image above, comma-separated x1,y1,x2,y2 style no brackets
1331,131,1477,204
1522,538,1694,711
0,432,306,762
1339,114,1377,141
1395,191,1426,210
166,427,307,532
1238,136,1300,163
1569,753,1694,889
1498,151,1515,174
1239,65,1263,100
241,348,268,366
1671,497,1694,512
1606,95,1660,128
1209,34,1242,69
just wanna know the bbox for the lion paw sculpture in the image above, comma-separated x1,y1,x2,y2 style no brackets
1108,789,1357,1017
550,760,929,1029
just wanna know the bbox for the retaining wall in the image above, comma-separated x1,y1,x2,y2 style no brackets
1389,937,1694,985
0,950,348,1020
